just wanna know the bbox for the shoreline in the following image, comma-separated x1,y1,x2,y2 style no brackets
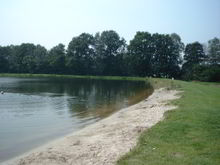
4,88,180,165
0,73,149,82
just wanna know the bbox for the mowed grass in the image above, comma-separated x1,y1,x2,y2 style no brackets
118,79,220,165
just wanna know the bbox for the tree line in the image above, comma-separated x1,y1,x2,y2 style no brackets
0,30,219,81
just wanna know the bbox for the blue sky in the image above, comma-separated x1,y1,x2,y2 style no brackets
1,0,220,49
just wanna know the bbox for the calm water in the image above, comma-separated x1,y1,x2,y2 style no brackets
0,77,152,162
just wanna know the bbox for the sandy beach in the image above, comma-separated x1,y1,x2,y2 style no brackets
4,88,180,165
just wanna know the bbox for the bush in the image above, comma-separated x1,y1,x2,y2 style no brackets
182,64,220,82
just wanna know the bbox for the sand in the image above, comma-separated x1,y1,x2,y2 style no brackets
4,88,180,165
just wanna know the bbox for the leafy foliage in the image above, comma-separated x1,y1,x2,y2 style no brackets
207,37,220,65
94,30,126,75
128,32,182,78
67,33,95,75
49,44,66,74
127,32,153,76
0,31,219,81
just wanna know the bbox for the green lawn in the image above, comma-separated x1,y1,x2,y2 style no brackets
118,79,220,165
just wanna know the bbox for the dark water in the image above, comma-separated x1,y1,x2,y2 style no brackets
0,77,152,162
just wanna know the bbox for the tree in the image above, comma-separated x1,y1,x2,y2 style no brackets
48,44,66,74
183,42,205,69
184,42,205,65
66,33,95,75
3,44,49,74
0,46,10,72
207,37,220,65
182,42,206,79
170,33,185,52
170,33,184,63
94,30,126,75
11,44,49,74
182,64,220,82
2,30,218,81
33,45,49,73
127,32,182,78
5,45,18,73
151,33,181,78
14,43,36,73
127,32,154,76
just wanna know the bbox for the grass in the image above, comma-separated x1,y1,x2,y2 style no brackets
117,79,220,165
0,73,149,82
0,73,180,90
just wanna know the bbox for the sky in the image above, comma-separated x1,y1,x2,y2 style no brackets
0,0,220,49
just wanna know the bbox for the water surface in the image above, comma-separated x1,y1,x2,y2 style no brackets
0,77,152,162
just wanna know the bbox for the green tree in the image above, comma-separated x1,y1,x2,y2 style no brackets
127,32,154,76
0,46,10,72
5,45,18,73
183,42,205,69
33,45,49,73
48,44,66,74
5,44,49,74
207,37,220,65
170,33,184,64
170,33,185,52
127,32,182,78
66,33,95,75
152,33,181,78
182,42,206,79
94,30,126,75
15,43,36,73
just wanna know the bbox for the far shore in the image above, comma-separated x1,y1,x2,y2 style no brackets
0,73,149,82
4,88,180,165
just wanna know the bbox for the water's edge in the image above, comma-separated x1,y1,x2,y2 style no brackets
0,75,153,163
3,89,154,165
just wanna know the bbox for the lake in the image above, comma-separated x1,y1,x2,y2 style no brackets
0,77,153,162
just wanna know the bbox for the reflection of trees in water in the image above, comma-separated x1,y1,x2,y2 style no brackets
66,79,153,119
5,77,152,119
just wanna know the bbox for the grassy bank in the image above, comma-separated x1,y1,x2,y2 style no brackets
0,73,149,82
0,73,181,89
118,79,220,165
